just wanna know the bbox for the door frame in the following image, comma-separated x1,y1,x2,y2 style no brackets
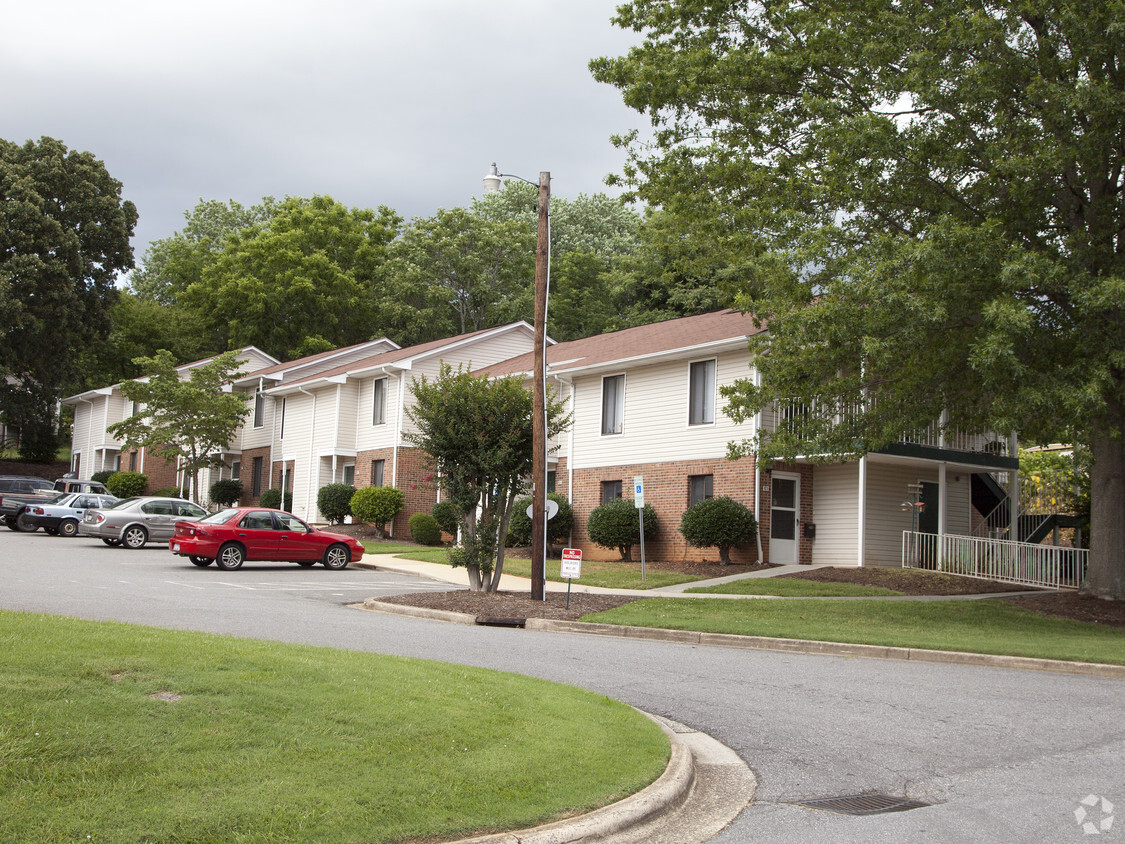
769,472,801,565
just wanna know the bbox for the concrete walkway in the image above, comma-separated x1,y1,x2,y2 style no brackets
352,553,1048,601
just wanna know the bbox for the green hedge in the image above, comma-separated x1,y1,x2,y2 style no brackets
507,493,573,546
106,471,147,498
409,513,443,546
586,497,657,561
350,486,405,537
679,496,757,564
260,488,293,511
317,483,355,524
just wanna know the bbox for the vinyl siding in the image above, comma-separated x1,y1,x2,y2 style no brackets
569,350,754,470
355,373,403,452
811,462,860,565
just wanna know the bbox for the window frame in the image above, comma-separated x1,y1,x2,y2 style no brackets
372,377,387,426
371,458,385,487
688,359,717,426
253,390,264,429
601,373,625,436
251,456,263,498
601,480,622,505
688,474,714,507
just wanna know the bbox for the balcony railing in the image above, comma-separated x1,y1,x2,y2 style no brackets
760,400,1011,457
902,531,1086,590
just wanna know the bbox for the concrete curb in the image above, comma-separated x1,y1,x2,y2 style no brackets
451,715,696,844
358,601,1125,679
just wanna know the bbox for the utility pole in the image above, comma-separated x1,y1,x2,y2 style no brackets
531,171,550,602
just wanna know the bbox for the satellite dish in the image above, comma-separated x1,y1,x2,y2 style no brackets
526,499,560,521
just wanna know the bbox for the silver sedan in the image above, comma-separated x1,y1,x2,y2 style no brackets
21,492,120,536
79,496,208,549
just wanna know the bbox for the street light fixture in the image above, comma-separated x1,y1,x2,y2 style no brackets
483,163,550,601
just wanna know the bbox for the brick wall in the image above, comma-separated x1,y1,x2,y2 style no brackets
238,446,271,504
139,448,180,493
354,446,438,537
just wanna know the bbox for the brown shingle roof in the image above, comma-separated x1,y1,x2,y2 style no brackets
479,309,764,377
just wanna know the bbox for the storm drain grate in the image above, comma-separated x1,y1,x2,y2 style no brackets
791,793,931,816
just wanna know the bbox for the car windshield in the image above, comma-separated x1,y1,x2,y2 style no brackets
199,508,240,524
106,497,140,510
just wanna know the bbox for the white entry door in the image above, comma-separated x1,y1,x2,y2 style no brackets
770,474,800,564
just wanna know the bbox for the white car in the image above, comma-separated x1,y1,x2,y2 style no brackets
20,492,120,536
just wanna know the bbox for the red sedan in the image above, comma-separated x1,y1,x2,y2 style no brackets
169,507,364,570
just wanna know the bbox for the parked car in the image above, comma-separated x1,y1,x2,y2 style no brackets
79,497,208,549
169,507,364,570
20,492,120,536
0,476,60,530
52,478,110,495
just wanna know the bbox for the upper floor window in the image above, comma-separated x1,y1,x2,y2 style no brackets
689,359,716,425
601,374,624,435
253,390,264,428
279,397,286,439
372,378,387,426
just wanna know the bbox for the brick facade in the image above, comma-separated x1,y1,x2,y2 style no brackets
238,446,271,504
354,446,438,538
139,448,180,493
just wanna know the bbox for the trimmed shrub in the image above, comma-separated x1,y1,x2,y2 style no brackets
350,486,405,538
151,487,183,498
91,470,116,486
507,492,574,547
209,479,243,507
106,471,148,498
679,496,758,565
408,512,443,546
585,497,657,561
259,488,293,511
317,483,355,524
431,500,461,537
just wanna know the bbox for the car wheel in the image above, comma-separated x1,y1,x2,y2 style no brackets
15,512,38,532
59,518,79,538
44,527,59,536
101,537,121,546
4,517,19,532
122,525,148,549
216,542,245,571
322,543,350,570
190,556,214,567
296,559,316,568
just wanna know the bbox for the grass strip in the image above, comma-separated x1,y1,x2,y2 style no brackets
0,611,668,843
581,597,1125,665
391,550,699,590
687,579,902,597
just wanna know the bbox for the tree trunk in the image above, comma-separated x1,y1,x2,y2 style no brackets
1081,415,1125,601
467,565,483,591
719,546,731,565
488,489,518,593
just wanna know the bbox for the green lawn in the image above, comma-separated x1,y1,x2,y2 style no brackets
390,549,700,590
687,579,903,597
0,611,668,843
581,598,1125,665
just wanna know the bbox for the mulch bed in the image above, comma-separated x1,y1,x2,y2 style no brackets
778,566,1032,595
377,590,640,622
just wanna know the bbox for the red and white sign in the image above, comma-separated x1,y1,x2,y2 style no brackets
560,547,582,579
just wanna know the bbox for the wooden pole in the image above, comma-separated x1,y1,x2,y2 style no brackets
531,171,550,601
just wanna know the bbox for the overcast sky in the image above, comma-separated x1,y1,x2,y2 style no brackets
2,0,648,258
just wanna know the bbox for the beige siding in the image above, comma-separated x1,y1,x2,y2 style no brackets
862,463,936,566
355,373,403,452
335,382,360,452
570,351,754,470
811,462,860,566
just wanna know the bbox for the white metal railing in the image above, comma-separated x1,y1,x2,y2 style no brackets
902,531,1087,590
761,400,1009,456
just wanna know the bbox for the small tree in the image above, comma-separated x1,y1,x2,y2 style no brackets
91,470,116,486
107,350,248,504
586,497,657,562
317,483,355,524
106,471,147,498
408,512,443,546
209,479,243,508
507,492,574,547
350,486,405,538
679,497,758,565
406,364,570,592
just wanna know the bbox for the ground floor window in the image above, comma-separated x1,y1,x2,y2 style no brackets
252,456,263,497
371,459,385,487
343,463,355,486
601,480,622,504
689,474,714,507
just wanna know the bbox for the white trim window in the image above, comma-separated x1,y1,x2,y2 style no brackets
372,378,387,426
253,390,265,428
688,359,716,426
601,374,625,436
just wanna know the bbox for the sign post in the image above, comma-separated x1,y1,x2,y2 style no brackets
634,476,646,582
560,548,582,609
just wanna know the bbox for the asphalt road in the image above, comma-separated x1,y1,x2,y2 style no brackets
2,528,1122,843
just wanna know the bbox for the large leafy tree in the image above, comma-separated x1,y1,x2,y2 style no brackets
180,195,401,359
0,137,137,459
594,1,1125,599
107,351,249,504
406,365,570,592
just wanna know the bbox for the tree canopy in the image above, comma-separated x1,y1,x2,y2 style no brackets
0,136,137,459
107,351,249,503
594,0,1125,598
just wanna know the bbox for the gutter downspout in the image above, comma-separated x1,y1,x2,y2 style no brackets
390,370,407,538
752,365,764,564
